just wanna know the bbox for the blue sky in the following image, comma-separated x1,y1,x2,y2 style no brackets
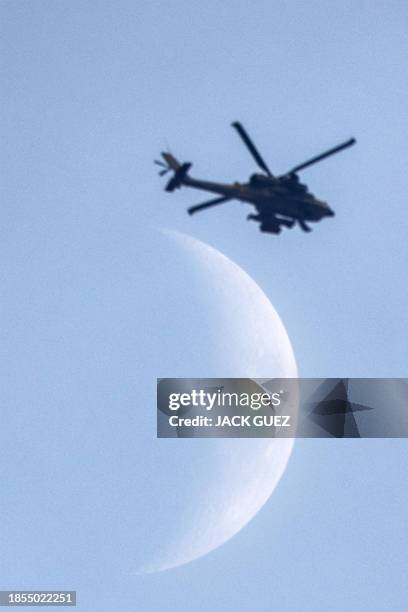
2,2,408,610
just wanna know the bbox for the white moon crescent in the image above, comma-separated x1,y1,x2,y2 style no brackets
141,231,298,573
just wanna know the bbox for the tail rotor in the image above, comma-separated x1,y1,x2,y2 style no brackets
154,159,171,177
155,152,192,192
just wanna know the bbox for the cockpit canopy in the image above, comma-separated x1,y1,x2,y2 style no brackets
249,172,308,194
249,173,275,188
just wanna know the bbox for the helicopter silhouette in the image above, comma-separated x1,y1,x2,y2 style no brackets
155,122,356,234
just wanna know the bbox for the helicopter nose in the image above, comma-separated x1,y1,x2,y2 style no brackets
326,208,335,217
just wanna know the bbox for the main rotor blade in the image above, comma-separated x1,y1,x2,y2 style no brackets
231,122,273,177
187,196,231,216
286,138,356,175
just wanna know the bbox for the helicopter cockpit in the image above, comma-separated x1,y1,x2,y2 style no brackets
249,171,308,193
249,173,275,188
281,173,308,193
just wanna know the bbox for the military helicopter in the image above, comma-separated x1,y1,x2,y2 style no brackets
155,122,356,234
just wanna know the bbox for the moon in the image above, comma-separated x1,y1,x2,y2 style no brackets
140,231,298,573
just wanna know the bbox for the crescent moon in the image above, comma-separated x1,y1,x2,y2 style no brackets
141,231,298,573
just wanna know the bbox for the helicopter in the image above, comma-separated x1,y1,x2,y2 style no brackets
155,122,356,234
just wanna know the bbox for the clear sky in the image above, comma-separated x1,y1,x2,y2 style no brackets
2,1,408,610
